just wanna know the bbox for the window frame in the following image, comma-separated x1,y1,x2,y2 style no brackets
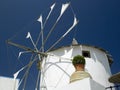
82,50,91,58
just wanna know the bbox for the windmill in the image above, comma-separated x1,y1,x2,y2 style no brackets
6,2,78,90
6,2,117,90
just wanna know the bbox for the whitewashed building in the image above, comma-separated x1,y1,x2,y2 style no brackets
40,41,114,90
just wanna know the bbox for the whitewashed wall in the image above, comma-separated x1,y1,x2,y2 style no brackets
53,78,105,90
0,76,19,90
40,45,113,90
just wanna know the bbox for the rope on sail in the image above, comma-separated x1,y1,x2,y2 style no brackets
46,15,78,52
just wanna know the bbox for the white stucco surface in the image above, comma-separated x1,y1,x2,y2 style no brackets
0,76,19,90
53,78,105,90
40,45,114,90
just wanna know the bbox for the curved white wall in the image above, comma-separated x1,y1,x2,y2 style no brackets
40,45,113,90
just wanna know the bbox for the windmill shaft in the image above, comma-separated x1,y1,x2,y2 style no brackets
6,40,47,57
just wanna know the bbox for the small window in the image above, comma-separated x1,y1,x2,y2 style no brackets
82,51,91,58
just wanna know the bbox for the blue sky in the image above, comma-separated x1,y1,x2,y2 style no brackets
0,0,120,89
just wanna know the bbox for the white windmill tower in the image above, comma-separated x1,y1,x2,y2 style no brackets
40,38,114,90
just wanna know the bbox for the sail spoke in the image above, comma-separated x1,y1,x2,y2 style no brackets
26,32,38,51
26,32,41,60
35,70,41,90
43,2,70,49
36,3,56,52
46,15,78,52
15,56,37,89
36,15,43,46
46,3,56,20
37,15,43,30
16,65,31,90
7,40,47,58
22,68,30,90
13,65,28,80
22,57,37,90
36,15,43,50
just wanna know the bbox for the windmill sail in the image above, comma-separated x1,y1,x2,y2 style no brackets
46,3,56,20
57,3,70,22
